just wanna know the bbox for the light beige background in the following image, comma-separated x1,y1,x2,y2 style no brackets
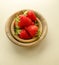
0,0,59,65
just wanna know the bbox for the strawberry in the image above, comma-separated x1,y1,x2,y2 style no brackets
25,25,38,37
27,10,36,21
19,29,31,39
18,15,34,28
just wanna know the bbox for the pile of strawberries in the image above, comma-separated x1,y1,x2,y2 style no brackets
14,10,38,39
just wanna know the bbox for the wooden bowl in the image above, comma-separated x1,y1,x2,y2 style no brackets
5,9,48,47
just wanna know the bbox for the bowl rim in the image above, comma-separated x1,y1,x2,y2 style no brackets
5,9,48,47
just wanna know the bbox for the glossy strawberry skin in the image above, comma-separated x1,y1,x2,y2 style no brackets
19,29,31,39
27,10,36,21
25,25,38,37
18,15,34,28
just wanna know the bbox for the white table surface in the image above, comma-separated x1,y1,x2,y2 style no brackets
0,0,59,65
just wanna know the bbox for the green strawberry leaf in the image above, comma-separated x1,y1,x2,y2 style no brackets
14,16,20,29
38,30,41,36
14,26,21,35
24,10,28,16
15,29,21,35
35,30,41,37
15,16,19,22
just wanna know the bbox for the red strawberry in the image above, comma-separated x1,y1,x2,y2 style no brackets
25,25,38,37
18,15,34,28
27,10,36,21
19,29,31,39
